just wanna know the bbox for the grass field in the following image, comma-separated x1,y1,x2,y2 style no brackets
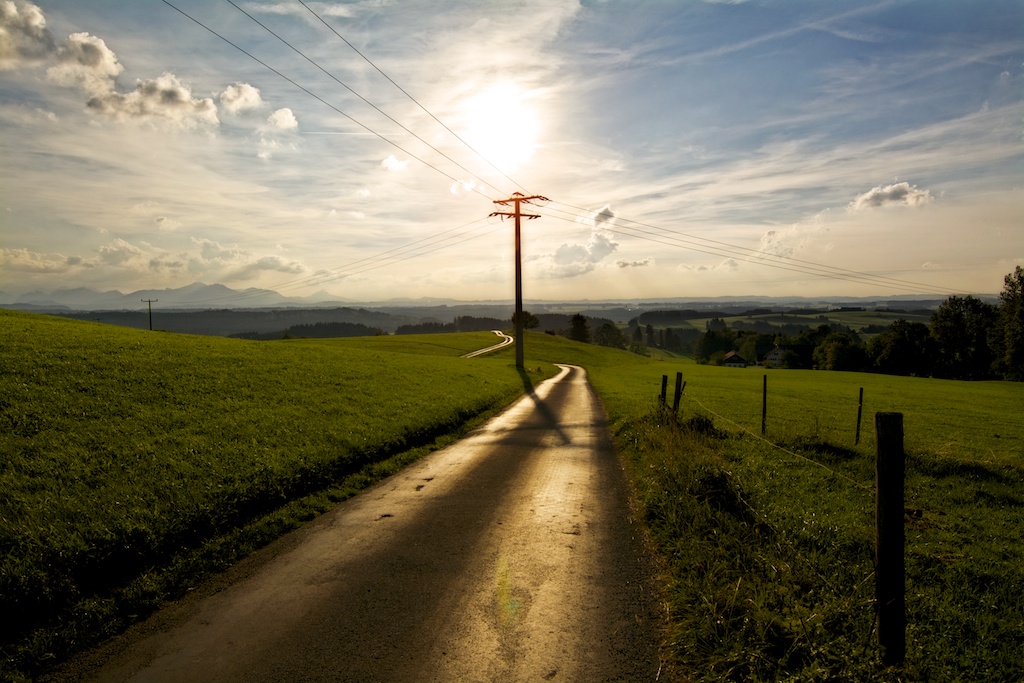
2,313,1021,681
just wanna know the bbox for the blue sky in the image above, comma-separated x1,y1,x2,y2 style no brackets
1,0,1021,302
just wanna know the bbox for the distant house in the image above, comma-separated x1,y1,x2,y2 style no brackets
721,351,748,368
764,345,804,368
763,346,787,368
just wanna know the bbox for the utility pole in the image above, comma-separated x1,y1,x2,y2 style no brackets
491,192,548,369
141,299,158,331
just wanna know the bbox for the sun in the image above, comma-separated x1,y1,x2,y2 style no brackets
460,82,541,173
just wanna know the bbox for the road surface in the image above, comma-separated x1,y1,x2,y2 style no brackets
47,365,664,682
461,330,515,358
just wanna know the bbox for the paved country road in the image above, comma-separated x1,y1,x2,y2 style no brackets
46,365,666,682
461,330,515,358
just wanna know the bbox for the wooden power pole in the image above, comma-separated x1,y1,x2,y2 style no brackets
141,298,158,331
491,193,548,369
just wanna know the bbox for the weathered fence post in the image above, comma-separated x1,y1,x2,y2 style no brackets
672,372,683,412
855,388,865,445
761,374,768,435
875,412,906,667
660,375,668,405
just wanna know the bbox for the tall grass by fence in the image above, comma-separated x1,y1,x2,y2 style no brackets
633,366,1022,680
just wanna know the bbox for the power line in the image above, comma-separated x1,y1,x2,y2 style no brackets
221,0,511,198
294,0,528,195
163,218,502,307
161,0,960,302
159,0,486,193
538,201,959,296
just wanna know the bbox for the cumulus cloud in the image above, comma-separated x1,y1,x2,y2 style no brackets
231,255,305,280
220,82,263,114
85,72,218,128
192,237,246,263
381,154,408,171
848,181,933,210
0,246,71,272
2,2,227,131
188,237,305,280
266,107,297,130
46,32,122,95
533,205,620,278
0,0,55,69
98,237,145,265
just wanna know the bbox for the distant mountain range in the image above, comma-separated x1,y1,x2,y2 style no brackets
0,282,352,311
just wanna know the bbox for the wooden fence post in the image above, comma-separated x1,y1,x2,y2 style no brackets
855,387,864,445
672,372,683,412
660,375,668,405
761,374,767,435
875,412,906,667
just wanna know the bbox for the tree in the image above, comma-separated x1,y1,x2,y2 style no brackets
694,328,735,362
868,319,935,376
593,323,627,349
930,295,998,380
511,310,539,330
813,331,868,371
568,313,591,343
997,266,1024,381
737,332,774,365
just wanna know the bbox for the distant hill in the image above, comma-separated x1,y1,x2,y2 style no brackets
1,282,349,311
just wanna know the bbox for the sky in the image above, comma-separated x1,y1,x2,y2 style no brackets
1,0,1022,303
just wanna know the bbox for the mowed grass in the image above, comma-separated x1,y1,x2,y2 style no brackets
513,333,1024,681
0,311,553,679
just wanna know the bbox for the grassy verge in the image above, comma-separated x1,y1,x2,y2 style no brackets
0,311,555,680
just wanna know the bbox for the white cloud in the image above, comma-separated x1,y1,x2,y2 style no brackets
98,237,144,266
0,0,55,70
220,82,263,114
46,32,122,95
538,228,620,279
85,72,218,129
230,255,305,280
616,258,652,268
193,237,246,263
0,246,71,272
848,181,933,210
381,154,408,172
266,107,297,130
576,204,617,229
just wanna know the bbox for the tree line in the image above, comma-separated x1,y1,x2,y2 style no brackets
686,267,1023,381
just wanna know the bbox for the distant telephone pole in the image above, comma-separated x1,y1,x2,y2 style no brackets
141,299,158,330
491,193,548,369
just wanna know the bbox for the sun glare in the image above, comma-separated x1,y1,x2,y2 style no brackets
460,82,541,172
